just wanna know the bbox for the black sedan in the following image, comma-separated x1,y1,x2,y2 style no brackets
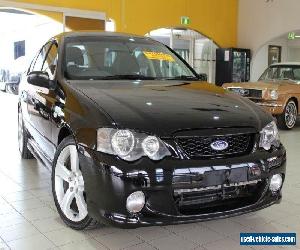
18,31,286,230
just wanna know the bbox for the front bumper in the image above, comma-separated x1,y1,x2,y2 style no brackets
78,145,286,228
252,100,284,115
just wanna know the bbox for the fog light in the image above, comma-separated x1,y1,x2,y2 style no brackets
126,191,145,213
269,174,283,192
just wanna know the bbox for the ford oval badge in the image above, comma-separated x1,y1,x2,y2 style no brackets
210,140,229,151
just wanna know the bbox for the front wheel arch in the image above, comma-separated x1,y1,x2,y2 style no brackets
52,136,98,230
57,126,73,146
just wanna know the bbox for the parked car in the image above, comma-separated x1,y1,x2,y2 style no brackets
18,31,286,230
5,73,21,95
0,57,28,94
223,62,300,129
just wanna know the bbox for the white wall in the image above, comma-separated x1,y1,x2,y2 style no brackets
0,12,62,72
288,48,300,62
238,0,300,52
238,0,300,81
251,38,288,81
286,39,300,62
250,37,300,81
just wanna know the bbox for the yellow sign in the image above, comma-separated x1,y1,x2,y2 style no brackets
143,51,175,62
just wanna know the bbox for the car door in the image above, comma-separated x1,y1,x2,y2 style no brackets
26,41,59,161
19,52,39,129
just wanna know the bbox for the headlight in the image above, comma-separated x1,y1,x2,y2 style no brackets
111,130,135,157
259,121,280,150
142,136,160,158
270,89,278,100
97,128,171,161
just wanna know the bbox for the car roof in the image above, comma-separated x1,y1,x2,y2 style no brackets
54,31,149,40
271,62,300,66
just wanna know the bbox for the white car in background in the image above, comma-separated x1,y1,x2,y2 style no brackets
0,56,29,94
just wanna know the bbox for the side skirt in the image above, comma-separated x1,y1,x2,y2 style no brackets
27,138,52,170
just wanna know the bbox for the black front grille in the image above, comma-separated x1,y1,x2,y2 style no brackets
177,134,253,158
229,88,262,99
174,180,265,215
248,89,262,99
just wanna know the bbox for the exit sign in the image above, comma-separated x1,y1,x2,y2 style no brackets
288,32,300,40
181,16,190,25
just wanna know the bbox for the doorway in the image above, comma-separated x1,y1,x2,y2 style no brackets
146,28,219,83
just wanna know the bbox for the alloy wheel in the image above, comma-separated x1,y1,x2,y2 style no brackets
285,101,297,129
54,145,88,222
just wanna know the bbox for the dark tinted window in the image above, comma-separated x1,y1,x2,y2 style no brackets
64,36,197,80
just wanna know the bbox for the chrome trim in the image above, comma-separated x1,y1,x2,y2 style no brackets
126,170,150,187
174,180,261,195
173,164,252,178
227,87,263,91
256,102,283,107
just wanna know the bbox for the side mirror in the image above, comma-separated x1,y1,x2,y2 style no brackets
27,71,51,88
198,73,208,81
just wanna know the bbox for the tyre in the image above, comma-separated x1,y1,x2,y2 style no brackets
52,136,98,230
18,108,34,159
277,100,298,130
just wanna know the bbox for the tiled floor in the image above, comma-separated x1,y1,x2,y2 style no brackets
0,91,300,250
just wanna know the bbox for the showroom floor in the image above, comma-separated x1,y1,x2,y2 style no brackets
0,91,299,250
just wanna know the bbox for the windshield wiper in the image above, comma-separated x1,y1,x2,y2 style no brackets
162,75,199,81
95,74,156,80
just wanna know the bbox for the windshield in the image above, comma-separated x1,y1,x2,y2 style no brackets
259,65,300,82
64,36,198,80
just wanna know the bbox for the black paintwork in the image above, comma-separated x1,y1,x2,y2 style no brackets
18,32,286,228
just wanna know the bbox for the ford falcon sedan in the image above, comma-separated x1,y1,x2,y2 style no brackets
18,31,286,229
224,62,300,130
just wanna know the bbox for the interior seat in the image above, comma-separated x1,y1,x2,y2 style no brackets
111,52,140,75
66,47,85,76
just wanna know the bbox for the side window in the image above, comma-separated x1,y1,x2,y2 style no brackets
31,42,52,72
32,50,45,72
27,52,39,74
293,68,300,81
42,43,58,79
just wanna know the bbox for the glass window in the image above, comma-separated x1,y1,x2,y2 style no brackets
31,51,44,72
293,68,300,80
27,52,39,74
42,43,58,79
31,43,51,72
64,36,197,81
259,65,300,82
